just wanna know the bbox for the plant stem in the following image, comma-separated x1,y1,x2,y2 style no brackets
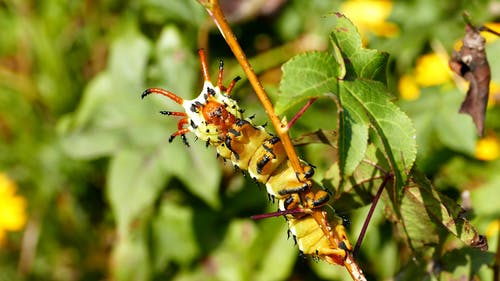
196,2,366,280
197,0,304,175
286,98,318,130
353,173,392,256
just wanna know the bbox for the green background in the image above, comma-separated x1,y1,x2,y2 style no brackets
1,1,499,280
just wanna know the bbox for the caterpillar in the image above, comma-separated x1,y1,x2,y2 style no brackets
142,49,364,279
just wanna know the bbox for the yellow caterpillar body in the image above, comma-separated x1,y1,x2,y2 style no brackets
141,49,354,267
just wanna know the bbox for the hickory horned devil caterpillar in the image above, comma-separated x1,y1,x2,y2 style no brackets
141,49,366,280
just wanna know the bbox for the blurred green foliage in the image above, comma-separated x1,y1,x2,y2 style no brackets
1,0,499,280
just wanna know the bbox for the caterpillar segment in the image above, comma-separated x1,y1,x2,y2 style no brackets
142,49,364,278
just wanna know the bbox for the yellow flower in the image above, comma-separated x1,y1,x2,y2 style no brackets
475,135,500,161
340,0,398,38
398,74,420,100
482,22,500,43
488,81,500,108
414,53,452,87
0,173,27,245
486,219,499,238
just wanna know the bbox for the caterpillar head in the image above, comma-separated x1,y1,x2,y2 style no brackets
142,49,242,146
182,80,242,145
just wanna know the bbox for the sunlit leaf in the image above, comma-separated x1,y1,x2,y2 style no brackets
277,51,342,114
341,79,416,188
337,87,369,178
329,13,389,82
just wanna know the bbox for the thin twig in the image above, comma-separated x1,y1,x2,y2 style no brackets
286,98,318,130
479,25,500,37
353,172,392,256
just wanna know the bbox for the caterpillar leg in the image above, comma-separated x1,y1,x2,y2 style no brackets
304,190,330,208
281,193,302,211
318,241,349,265
296,163,315,182
322,250,349,266
279,189,329,216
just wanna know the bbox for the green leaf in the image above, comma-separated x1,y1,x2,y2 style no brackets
276,51,342,114
107,144,222,237
173,220,259,281
323,144,387,212
329,13,389,82
59,22,153,157
438,248,495,280
388,170,487,252
253,219,297,281
167,140,222,209
108,22,152,90
152,202,200,268
151,25,199,97
279,13,414,192
112,227,151,281
337,87,369,177
397,182,441,251
341,80,417,187
107,149,169,236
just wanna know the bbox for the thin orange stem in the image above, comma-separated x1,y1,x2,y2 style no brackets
344,254,368,281
197,0,304,175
